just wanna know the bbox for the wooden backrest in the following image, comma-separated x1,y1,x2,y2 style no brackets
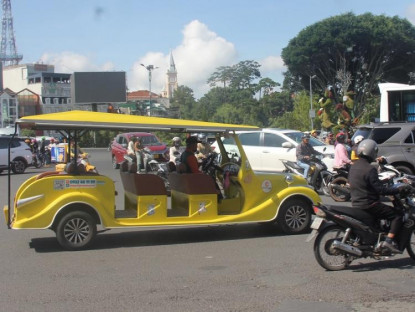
168,173,217,194
120,171,167,196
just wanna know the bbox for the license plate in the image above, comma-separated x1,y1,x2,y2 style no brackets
310,217,324,230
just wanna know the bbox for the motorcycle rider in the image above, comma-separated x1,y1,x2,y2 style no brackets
196,133,212,161
169,137,183,163
296,133,322,180
348,139,411,253
333,132,351,170
351,135,364,162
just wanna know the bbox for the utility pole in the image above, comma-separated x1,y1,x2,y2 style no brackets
140,64,158,116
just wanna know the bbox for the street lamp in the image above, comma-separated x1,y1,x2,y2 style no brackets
309,75,316,130
140,63,158,116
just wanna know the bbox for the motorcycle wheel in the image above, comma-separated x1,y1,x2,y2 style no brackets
314,225,351,271
406,229,415,260
319,172,332,196
329,176,350,202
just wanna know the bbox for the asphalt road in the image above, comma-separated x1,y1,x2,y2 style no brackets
0,149,414,312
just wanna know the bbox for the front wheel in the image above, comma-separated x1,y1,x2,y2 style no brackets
314,225,351,271
11,160,26,174
329,176,350,202
56,211,97,250
407,229,415,260
276,198,312,234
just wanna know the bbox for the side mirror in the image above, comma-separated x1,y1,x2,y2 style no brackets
282,142,293,148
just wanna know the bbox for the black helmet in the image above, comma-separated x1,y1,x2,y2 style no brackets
357,139,378,162
302,133,311,140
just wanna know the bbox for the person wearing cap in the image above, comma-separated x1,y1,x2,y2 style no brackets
351,135,364,162
333,132,351,170
310,130,318,139
180,136,201,173
296,133,322,179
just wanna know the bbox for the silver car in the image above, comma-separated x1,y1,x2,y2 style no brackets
0,136,32,174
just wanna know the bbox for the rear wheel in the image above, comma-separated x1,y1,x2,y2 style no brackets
112,155,120,169
395,165,413,175
276,198,312,234
11,160,26,174
329,176,350,202
56,211,97,250
320,172,332,196
314,225,350,271
407,230,415,260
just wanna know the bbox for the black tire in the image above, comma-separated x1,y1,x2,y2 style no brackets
11,160,26,174
319,172,332,196
329,176,350,202
395,165,413,175
276,198,312,234
56,211,97,250
112,155,120,169
314,225,350,271
407,229,415,260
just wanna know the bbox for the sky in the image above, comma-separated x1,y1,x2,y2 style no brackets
9,0,415,99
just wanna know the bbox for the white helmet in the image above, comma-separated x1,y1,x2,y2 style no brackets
172,137,181,146
353,135,364,145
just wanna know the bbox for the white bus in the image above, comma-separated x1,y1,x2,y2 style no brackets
379,83,415,122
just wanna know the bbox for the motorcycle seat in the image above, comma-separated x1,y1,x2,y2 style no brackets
327,205,375,226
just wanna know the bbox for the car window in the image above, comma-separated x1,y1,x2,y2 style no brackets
371,127,400,144
404,130,415,144
116,136,123,144
264,133,286,147
284,132,303,144
0,138,20,149
239,133,260,146
141,135,161,146
10,140,21,148
0,138,7,149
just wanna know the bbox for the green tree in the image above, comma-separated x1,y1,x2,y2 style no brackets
169,85,197,119
282,13,415,118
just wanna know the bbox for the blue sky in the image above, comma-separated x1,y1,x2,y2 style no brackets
10,0,415,98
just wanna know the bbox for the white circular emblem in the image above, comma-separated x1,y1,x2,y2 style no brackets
261,180,272,193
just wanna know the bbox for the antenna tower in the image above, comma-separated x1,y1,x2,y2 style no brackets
0,0,22,66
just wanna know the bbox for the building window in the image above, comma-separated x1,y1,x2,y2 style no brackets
53,98,59,105
45,98,51,104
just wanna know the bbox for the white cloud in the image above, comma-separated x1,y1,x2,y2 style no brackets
40,52,115,73
129,20,238,98
406,4,415,24
259,55,286,84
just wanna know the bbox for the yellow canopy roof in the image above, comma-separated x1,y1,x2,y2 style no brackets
17,110,258,133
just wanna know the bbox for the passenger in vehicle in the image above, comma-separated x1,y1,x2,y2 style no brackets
180,136,201,173
127,136,137,157
169,136,183,163
296,133,321,179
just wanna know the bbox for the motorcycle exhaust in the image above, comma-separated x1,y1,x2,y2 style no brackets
332,240,362,256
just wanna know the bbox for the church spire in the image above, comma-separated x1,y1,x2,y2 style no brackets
166,51,178,99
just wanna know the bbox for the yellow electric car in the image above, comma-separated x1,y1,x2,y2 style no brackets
4,111,320,250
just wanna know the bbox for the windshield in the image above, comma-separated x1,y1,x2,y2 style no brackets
284,132,326,146
141,135,162,146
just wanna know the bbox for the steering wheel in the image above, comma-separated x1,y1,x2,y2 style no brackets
201,153,217,172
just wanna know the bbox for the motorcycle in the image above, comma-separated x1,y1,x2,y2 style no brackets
307,182,415,271
329,160,402,202
281,154,332,195
32,151,45,168
123,148,170,192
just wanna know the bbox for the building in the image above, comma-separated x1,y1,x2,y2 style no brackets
2,63,72,114
0,88,17,127
166,52,178,99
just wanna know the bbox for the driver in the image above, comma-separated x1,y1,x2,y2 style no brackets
349,139,411,253
180,136,201,173
296,133,321,179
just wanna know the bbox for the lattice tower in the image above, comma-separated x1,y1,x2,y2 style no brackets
0,0,22,65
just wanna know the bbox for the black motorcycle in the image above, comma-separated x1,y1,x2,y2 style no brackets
329,161,402,202
281,154,332,195
307,182,415,271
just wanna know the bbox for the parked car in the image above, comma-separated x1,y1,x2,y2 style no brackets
212,128,334,172
111,132,168,168
352,122,415,174
0,136,32,174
